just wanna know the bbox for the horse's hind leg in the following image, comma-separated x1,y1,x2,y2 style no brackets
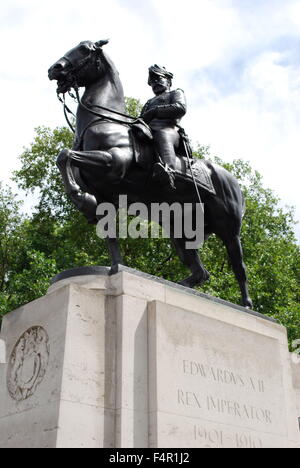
222,234,253,308
171,236,210,288
99,210,124,270
107,237,123,268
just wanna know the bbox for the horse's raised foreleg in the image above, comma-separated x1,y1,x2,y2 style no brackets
71,146,132,181
171,235,210,288
57,148,115,223
222,234,253,308
57,149,81,194
67,149,114,171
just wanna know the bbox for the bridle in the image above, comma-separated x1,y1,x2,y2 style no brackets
56,46,141,134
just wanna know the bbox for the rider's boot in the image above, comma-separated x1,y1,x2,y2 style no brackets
152,162,176,190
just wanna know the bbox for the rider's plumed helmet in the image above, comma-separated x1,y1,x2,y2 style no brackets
148,65,173,86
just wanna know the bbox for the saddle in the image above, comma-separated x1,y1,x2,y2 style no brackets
131,119,153,142
176,158,216,195
130,123,216,195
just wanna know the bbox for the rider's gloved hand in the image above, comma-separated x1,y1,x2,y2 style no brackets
141,108,156,123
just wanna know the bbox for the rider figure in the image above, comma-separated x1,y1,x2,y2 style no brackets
141,65,187,189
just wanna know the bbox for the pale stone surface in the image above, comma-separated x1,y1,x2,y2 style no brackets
0,287,69,424
60,286,116,410
56,401,115,448
165,284,285,343
0,339,5,364
279,345,300,447
0,400,60,448
115,294,149,448
291,359,300,425
0,268,299,448
110,270,166,303
0,283,116,448
148,299,299,448
47,274,110,295
115,408,149,448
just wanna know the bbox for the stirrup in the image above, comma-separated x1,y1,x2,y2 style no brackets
152,162,176,190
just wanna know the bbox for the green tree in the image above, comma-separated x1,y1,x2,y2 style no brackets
125,97,143,118
0,185,57,318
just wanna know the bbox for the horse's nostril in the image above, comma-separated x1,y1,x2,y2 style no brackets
48,60,68,79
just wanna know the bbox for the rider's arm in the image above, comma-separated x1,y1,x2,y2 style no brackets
154,89,186,120
140,100,156,123
140,101,150,116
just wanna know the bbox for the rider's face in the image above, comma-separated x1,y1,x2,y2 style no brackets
150,76,170,95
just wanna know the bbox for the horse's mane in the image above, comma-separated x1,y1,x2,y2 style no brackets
101,50,124,96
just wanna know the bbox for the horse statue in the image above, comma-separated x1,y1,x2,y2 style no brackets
48,39,253,308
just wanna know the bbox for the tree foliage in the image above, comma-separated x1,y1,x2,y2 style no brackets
0,96,298,346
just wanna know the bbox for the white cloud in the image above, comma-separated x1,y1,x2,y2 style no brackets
148,0,243,68
185,47,300,240
285,0,300,28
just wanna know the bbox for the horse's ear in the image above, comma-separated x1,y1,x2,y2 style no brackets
95,39,109,48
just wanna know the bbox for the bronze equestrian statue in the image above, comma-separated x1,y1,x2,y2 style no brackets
48,39,253,308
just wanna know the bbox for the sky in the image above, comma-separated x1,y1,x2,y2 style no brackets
0,0,300,240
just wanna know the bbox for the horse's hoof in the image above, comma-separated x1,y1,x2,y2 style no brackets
178,270,210,288
110,263,125,275
243,297,253,309
178,277,194,288
78,192,97,214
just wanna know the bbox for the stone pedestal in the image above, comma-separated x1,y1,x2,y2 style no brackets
291,360,300,430
0,266,299,448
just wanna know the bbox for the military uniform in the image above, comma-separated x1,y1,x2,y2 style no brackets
141,88,187,170
140,65,187,188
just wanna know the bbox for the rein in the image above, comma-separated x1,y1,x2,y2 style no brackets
57,92,76,133
57,85,144,135
74,87,140,125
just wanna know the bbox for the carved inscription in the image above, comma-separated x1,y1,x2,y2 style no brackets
183,360,265,393
176,358,275,448
178,389,272,424
149,304,289,448
176,357,276,442
193,425,263,448
7,326,50,401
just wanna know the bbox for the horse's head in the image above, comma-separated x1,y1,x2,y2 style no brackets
48,39,109,93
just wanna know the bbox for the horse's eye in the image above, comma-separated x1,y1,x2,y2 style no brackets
80,45,88,53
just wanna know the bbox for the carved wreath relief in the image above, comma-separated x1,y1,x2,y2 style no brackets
7,326,50,401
